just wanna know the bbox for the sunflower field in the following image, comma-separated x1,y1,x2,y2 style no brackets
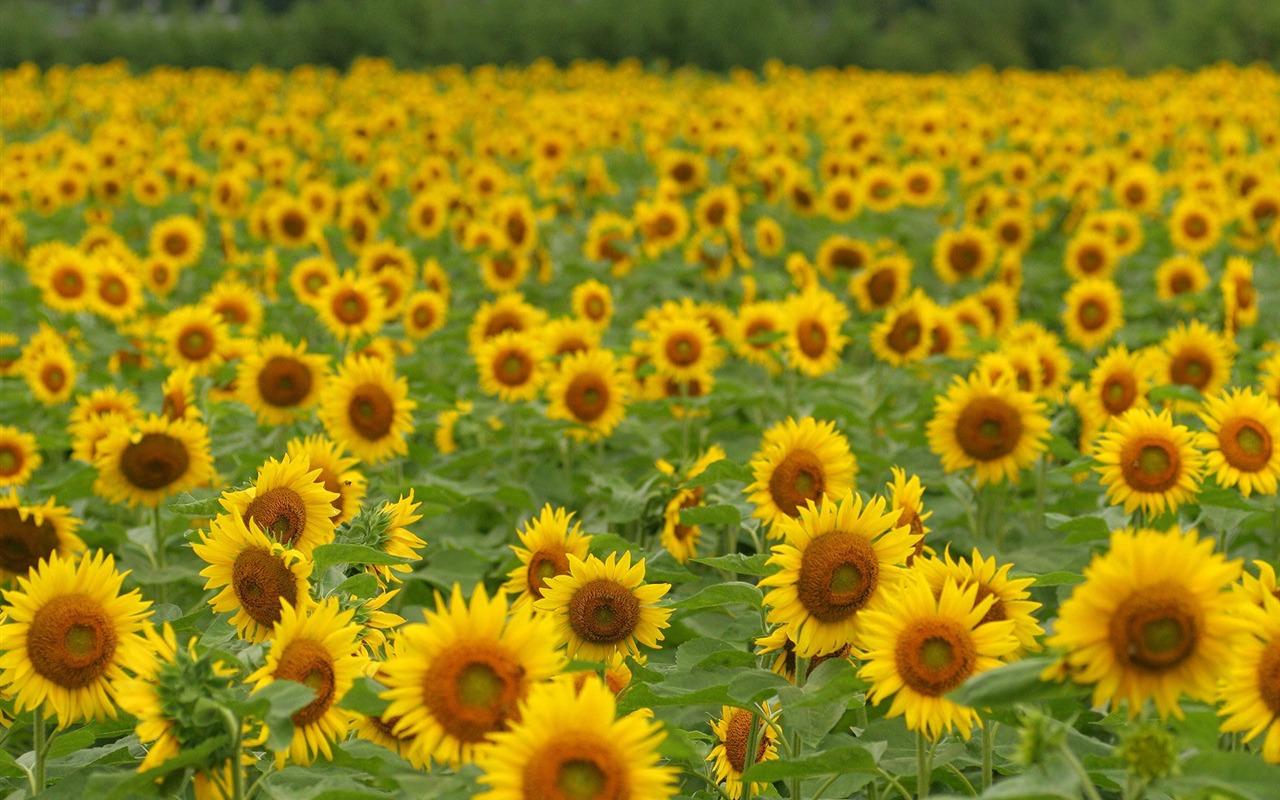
3,58,1280,800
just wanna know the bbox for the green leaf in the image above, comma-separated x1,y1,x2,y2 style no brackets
779,659,865,746
1046,514,1110,544
949,655,1087,708
679,504,741,527
681,459,753,489
691,552,774,576
587,533,643,557
727,669,792,705
167,491,223,516
311,543,410,571
247,681,316,751
741,745,879,781
335,573,380,599
1030,571,1084,587
338,676,391,718
1164,750,1280,800
674,581,762,610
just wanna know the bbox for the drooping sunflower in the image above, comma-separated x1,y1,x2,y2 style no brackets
474,676,677,800
657,446,727,564
285,434,366,525
235,335,329,426
381,584,566,767
94,414,214,508
754,625,853,683
158,304,230,375
220,453,338,555
927,373,1051,486
0,493,84,583
915,548,1043,656
1047,526,1242,719
1218,595,1280,763
0,426,41,488
545,348,628,441
1062,278,1124,350
504,505,593,611
745,416,857,535
708,703,781,800
536,552,672,662
1094,407,1205,516
1150,320,1234,403
314,270,387,343
871,290,936,366
859,576,1018,740
476,330,548,403
248,598,369,766
760,490,915,658
783,289,849,377
0,550,152,726
318,355,416,465
1197,388,1280,497
192,511,313,642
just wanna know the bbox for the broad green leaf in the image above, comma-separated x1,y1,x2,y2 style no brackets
949,655,1086,708
1030,571,1084,587
674,581,762,610
312,543,411,571
338,676,391,718
728,669,792,705
167,491,224,516
679,503,741,527
691,552,774,576
741,745,879,781
681,459,753,489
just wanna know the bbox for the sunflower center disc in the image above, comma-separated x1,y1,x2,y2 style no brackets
27,594,118,689
0,508,59,575
527,549,569,599
1111,583,1199,671
796,530,879,623
797,320,827,358
422,643,523,742
557,759,607,800
245,488,308,547
894,618,975,696
275,639,336,726
668,335,700,366
768,449,826,517
258,357,313,407
232,545,297,626
920,637,954,670
1080,301,1104,328
724,709,768,773
500,353,531,384
567,579,641,644
0,450,16,473
181,330,212,359
1256,639,1280,715
120,432,190,491
1103,377,1134,414
458,663,505,708
955,397,1024,461
1227,419,1271,471
347,384,394,439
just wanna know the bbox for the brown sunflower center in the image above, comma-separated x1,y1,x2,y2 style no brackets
257,356,313,408
27,594,118,689
954,396,1025,461
421,640,525,743
724,709,771,774
231,545,297,628
485,310,524,337
527,547,570,600
948,242,980,275
347,384,395,440
177,326,214,361
1169,348,1212,390
1077,246,1104,274
99,276,128,305
119,432,190,491
1101,374,1136,415
566,578,641,645
333,290,369,326
496,350,534,386
1220,418,1272,472
886,311,923,354
1183,214,1208,239
584,296,606,320
245,487,309,547
894,618,976,696
767,449,826,518
1119,436,1182,493
1110,582,1199,671
565,374,610,423
974,583,1006,625
1078,299,1106,330
275,639,337,726
665,333,702,367
796,319,828,358
867,269,897,305
1256,639,1280,716
163,232,188,257
0,508,59,576
796,529,879,623
524,732,625,800
412,305,435,329
1170,273,1192,294
0,447,18,476
41,364,66,392
53,268,85,298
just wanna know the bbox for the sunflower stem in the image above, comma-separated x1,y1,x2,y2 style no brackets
32,707,46,796
1058,742,1103,800
876,767,914,800
944,763,977,796
1034,456,1047,535
742,710,761,800
790,657,810,800
981,719,996,790
153,505,167,606
220,706,245,800
856,705,880,800
811,773,841,798
916,730,931,799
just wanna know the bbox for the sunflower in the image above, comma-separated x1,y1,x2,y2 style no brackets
820,176,861,222
220,453,339,555
315,270,387,343
1151,321,1234,403
1063,230,1117,280
1154,255,1208,301
266,196,316,248
23,345,77,406
367,492,427,585
1169,197,1221,254
468,292,548,353
754,216,784,256
406,191,449,240
754,625,853,683
1218,595,1280,763
571,279,614,330
0,550,151,726
285,434,366,525
474,676,677,800
0,426,41,488
1061,278,1123,350
0,493,84,583
1222,255,1258,332
289,256,337,304
1197,389,1280,497
927,373,1051,487
916,548,1043,656
381,584,566,766
318,355,416,465
815,235,872,277
887,466,932,565
89,256,144,322
708,703,781,800
156,304,229,376
1114,164,1162,214
34,246,95,313
783,289,849,377
989,209,1033,254
236,335,329,426
870,290,936,366
1094,408,1204,516
644,314,724,384
933,227,996,284
536,552,672,661
745,416,856,535
476,330,548,403
760,490,914,658
859,575,1018,740
504,505,593,611
354,640,429,769
973,283,1018,336
149,214,205,270
159,366,201,422
545,348,628,441
850,254,911,313
1046,526,1242,719
659,446,726,564
69,386,139,428
203,278,263,332
247,598,368,766
732,300,785,374
402,290,448,340
193,511,313,642
1086,345,1152,421
94,414,214,508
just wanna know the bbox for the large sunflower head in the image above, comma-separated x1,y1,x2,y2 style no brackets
380,584,567,767
535,552,672,662
314,270,387,343
192,511,313,643
745,416,857,536
760,490,916,659
93,414,214,508
504,505,593,611
474,674,677,800
926,373,1051,487
1047,526,1243,719
859,574,1018,740
364,491,427,585
1093,407,1205,516
643,313,724,384
1217,593,1280,762
247,598,369,766
545,348,628,441
318,354,416,465
285,434,367,525
1086,345,1152,421
220,453,338,556
236,334,329,426
0,550,152,727
0,493,84,583
1197,388,1280,498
